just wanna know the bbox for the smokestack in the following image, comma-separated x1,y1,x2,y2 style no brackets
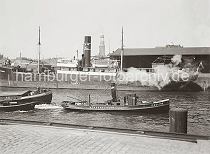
84,36,91,67
111,83,117,102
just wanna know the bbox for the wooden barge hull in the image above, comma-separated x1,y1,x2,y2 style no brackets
19,91,52,104
0,102,37,112
0,91,52,105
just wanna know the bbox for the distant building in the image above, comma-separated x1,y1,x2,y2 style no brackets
56,58,78,71
92,57,118,69
110,45,210,73
12,58,52,73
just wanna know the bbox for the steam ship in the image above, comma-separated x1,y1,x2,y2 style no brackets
0,28,209,91
0,53,208,92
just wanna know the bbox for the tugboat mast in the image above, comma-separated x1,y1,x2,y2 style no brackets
38,26,41,74
120,27,124,71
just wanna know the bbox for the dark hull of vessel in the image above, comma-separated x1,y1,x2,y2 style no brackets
0,102,37,112
19,91,53,104
161,81,203,92
0,91,52,105
62,100,170,114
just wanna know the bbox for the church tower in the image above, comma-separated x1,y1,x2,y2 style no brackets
99,35,105,57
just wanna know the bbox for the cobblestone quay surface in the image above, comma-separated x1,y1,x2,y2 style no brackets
0,123,209,154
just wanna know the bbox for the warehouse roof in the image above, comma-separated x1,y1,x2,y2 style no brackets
110,47,210,56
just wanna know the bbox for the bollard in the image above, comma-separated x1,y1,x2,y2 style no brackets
169,108,188,134
111,83,117,102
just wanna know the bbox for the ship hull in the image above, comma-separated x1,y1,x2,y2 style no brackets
18,91,53,104
0,102,37,112
62,99,170,114
0,90,52,105
1,72,209,92
161,81,203,92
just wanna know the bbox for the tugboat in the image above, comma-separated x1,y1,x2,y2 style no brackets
0,88,52,111
61,83,169,113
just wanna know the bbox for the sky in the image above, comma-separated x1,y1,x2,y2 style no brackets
0,0,210,59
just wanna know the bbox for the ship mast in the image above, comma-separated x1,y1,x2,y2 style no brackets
38,26,41,74
76,50,79,60
120,27,124,71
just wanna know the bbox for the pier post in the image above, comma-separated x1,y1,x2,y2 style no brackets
111,83,117,102
169,108,188,134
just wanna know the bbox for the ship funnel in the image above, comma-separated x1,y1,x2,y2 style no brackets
84,36,91,67
111,83,117,102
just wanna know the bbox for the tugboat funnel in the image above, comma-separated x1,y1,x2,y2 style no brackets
111,83,117,102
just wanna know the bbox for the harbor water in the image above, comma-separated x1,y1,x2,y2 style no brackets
0,87,210,136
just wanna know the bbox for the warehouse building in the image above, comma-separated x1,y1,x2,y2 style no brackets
110,45,210,73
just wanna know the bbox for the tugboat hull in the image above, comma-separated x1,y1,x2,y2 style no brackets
62,99,170,114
